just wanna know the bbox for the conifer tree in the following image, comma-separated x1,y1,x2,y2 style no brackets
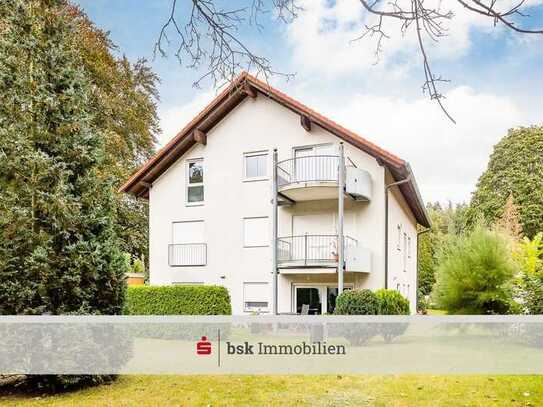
0,0,128,315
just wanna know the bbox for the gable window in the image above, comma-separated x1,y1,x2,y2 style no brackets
243,217,269,247
187,159,204,204
244,151,268,180
396,225,402,250
408,236,412,259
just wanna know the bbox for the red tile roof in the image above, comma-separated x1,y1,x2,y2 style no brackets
120,72,430,227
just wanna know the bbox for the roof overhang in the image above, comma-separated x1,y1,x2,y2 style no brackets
120,72,431,227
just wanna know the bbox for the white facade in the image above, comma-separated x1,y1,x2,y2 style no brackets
147,94,422,314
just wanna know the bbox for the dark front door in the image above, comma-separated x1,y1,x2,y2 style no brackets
296,287,322,315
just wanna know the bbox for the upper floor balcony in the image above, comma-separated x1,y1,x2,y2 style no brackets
276,155,372,203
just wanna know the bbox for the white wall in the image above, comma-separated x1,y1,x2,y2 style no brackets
386,171,419,312
149,95,418,314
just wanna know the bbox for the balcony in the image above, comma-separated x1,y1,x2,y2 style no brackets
168,243,207,266
276,155,372,202
277,234,371,273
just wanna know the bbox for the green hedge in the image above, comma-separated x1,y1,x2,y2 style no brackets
125,285,231,315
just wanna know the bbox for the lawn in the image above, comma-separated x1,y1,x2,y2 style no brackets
1,375,542,406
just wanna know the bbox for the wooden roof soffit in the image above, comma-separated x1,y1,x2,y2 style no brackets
242,82,257,99
300,115,312,132
194,129,207,145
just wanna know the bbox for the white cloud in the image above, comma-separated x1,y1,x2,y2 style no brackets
311,86,526,203
285,0,543,78
158,88,217,147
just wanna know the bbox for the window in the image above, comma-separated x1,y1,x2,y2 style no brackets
172,220,204,244
243,217,269,247
187,159,204,204
408,236,412,258
396,225,402,250
243,282,269,313
403,232,408,271
170,221,206,266
396,283,401,292
244,151,268,180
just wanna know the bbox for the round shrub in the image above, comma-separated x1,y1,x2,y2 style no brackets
375,289,410,315
334,289,379,315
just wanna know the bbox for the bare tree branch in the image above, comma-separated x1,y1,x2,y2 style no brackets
158,0,543,122
155,0,299,88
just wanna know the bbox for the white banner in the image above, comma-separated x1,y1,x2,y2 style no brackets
1,316,542,374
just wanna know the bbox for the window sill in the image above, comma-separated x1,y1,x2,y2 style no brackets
243,177,269,183
243,245,270,249
186,202,204,207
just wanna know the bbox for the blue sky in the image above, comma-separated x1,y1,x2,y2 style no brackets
76,0,543,204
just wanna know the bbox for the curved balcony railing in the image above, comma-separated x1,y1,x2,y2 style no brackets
277,234,357,266
277,155,339,188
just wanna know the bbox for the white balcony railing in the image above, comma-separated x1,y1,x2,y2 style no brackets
277,234,357,266
168,243,207,266
277,155,339,188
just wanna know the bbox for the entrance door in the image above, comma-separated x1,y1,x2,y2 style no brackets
295,287,322,315
294,285,353,314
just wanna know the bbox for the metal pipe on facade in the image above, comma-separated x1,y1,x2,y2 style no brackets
384,176,411,289
337,143,345,295
272,149,279,315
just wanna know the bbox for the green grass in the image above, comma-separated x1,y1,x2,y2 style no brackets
427,309,448,315
1,375,542,406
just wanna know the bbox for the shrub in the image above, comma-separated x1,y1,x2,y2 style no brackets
375,289,410,315
432,225,517,314
375,289,410,343
124,285,231,315
334,289,379,315
514,233,543,314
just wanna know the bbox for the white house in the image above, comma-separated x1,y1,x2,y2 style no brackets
121,72,431,315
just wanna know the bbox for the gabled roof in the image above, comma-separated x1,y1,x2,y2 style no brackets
120,72,431,227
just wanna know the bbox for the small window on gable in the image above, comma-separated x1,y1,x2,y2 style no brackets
408,236,412,258
187,159,204,204
397,225,402,250
244,151,268,180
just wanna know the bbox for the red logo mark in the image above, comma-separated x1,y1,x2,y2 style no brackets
196,336,212,355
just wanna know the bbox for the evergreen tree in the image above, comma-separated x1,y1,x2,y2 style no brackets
67,5,159,263
468,126,543,238
0,0,128,315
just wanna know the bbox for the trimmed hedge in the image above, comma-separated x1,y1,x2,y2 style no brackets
375,289,410,315
125,285,231,315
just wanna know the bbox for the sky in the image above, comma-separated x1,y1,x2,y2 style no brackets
76,0,543,205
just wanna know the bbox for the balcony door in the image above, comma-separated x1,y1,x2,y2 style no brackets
293,213,335,264
294,284,353,314
294,144,335,183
